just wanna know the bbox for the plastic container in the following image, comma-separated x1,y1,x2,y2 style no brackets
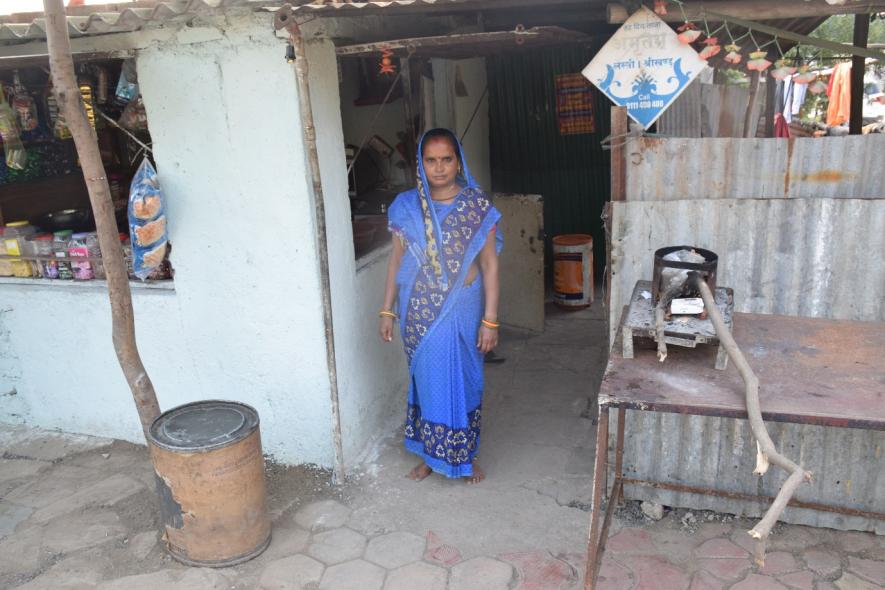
32,234,56,278
0,228,12,277
553,234,594,309
69,232,98,280
53,230,74,280
3,221,37,278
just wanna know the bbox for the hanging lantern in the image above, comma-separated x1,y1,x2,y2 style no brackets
793,65,816,84
378,49,396,75
746,50,772,72
770,59,798,81
654,0,668,15
808,78,828,95
677,23,702,45
723,44,742,65
699,37,721,61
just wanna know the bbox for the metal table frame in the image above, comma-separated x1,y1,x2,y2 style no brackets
583,314,885,590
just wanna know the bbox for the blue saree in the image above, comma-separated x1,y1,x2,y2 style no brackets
387,132,503,478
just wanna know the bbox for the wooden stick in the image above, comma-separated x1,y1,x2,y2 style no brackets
696,278,811,567
43,0,160,441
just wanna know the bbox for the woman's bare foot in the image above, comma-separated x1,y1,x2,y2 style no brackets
406,462,432,481
465,463,485,485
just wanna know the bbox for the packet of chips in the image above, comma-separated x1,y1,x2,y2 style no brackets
0,90,27,170
128,158,168,280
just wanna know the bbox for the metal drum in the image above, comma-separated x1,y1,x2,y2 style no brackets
148,400,271,567
553,234,594,309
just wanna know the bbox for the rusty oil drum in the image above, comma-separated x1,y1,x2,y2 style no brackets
148,400,271,567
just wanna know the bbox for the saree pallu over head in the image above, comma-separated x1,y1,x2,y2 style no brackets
387,130,502,478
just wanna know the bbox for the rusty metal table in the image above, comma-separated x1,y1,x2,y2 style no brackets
584,313,885,589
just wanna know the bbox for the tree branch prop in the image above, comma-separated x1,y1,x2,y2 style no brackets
694,276,812,567
44,0,161,440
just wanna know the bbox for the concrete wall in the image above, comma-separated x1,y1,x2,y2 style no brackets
306,37,408,468
0,15,336,466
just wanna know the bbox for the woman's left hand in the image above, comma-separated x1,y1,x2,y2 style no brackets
477,325,499,354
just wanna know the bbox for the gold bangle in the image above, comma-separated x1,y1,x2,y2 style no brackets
379,310,398,319
481,319,500,329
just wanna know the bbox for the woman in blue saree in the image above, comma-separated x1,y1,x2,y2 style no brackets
379,128,502,484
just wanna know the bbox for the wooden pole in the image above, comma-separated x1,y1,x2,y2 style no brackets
764,77,776,138
43,0,160,441
850,14,870,135
743,71,761,138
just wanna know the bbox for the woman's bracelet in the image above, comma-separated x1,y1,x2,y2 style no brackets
379,310,398,320
481,318,500,329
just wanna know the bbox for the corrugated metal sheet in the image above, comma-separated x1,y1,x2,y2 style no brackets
0,0,267,42
626,135,885,200
488,43,610,277
607,133,885,531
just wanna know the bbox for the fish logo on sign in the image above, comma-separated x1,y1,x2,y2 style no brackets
582,6,706,129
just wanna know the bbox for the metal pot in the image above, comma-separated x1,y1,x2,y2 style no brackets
36,208,95,233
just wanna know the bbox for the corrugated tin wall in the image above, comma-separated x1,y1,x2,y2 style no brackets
609,134,885,532
487,44,611,276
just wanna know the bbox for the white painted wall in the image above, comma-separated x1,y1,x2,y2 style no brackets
0,15,336,466
305,37,408,468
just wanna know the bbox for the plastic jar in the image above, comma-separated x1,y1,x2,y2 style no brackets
4,221,37,278
32,234,55,278
0,228,12,277
53,230,74,280
69,232,98,280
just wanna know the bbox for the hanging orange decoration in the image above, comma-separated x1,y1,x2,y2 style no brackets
698,37,721,61
723,43,742,65
769,59,797,81
746,50,772,72
793,65,816,84
807,78,828,95
677,23,702,45
654,0,668,15
378,49,397,75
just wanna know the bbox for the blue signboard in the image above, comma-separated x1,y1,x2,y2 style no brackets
582,7,706,129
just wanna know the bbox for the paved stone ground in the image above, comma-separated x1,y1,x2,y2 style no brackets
1,303,882,589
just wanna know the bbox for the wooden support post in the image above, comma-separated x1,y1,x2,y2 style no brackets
43,0,160,441
743,71,761,138
401,57,417,184
850,14,870,135
764,76,776,138
610,106,628,202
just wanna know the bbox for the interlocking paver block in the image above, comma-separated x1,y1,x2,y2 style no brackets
384,562,447,590
308,528,367,565
500,551,576,590
689,571,724,590
450,557,514,590
97,568,231,590
425,531,462,566
731,574,789,590
836,532,876,554
262,527,310,561
365,531,425,569
31,474,144,524
695,538,749,559
607,528,657,555
834,572,880,590
847,557,885,585
760,552,800,576
778,571,814,590
319,559,385,590
803,548,842,578
698,558,751,581
623,555,689,590
596,556,633,590
258,554,324,590
294,500,351,532
42,510,126,553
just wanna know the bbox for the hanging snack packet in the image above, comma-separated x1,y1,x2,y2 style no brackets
128,158,168,280
114,67,139,107
119,96,148,131
0,91,27,170
12,72,39,132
